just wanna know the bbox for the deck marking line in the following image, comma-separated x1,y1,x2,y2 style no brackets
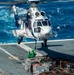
0,47,28,66
0,47,21,62
0,39,74,45
47,39,74,42
18,44,43,56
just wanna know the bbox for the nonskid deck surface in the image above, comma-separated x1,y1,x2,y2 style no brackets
26,39,74,62
0,39,74,75
0,44,31,75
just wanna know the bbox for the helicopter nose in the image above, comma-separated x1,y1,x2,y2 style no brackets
41,26,52,35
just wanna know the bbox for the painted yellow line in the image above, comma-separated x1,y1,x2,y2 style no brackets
0,47,28,66
0,47,21,62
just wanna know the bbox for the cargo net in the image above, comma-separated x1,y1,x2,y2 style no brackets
39,58,74,75
0,69,8,75
24,56,74,75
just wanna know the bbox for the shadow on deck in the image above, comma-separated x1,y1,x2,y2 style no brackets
37,44,74,62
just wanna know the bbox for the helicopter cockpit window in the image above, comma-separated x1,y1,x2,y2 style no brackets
48,21,51,26
42,21,48,26
33,21,42,27
37,21,42,26
42,20,51,26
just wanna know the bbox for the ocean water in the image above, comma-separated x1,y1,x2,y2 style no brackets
0,1,74,43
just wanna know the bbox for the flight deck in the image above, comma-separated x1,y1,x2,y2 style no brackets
0,39,74,75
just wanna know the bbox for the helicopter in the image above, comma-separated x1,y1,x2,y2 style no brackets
0,0,52,48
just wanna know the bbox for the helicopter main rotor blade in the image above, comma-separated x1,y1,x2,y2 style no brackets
0,0,49,5
0,0,73,5
0,0,27,5
0,2,27,5
0,0,74,5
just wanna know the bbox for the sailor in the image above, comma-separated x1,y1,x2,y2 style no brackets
27,51,31,58
25,59,30,72
31,50,36,58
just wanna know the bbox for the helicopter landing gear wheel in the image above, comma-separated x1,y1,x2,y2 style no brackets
35,39,37,50
41,39,47,47
18,37,23,44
